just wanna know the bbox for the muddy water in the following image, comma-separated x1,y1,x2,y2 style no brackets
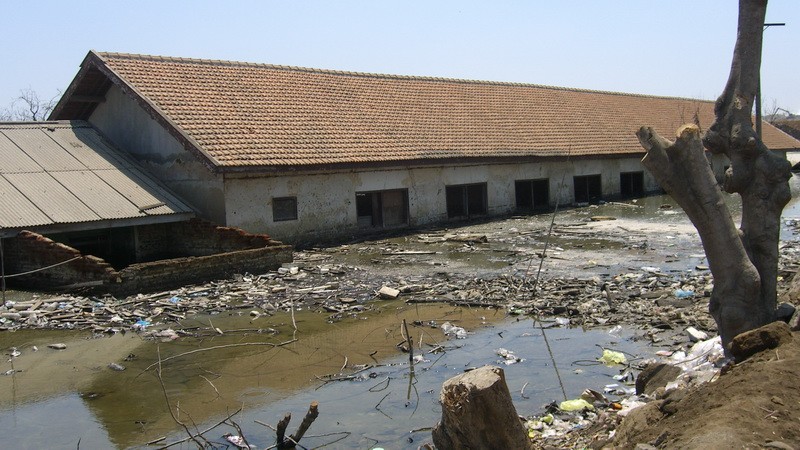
180,318,647,450
332,192,708,281
4,175,800,449
343,174,800,283
0,303,648,449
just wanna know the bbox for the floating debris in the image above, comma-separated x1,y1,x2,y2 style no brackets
598,349,627,366
495,348,523,365
441,322,467,339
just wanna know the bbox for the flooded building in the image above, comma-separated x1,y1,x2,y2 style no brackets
0,121,290,293
50,51,800,243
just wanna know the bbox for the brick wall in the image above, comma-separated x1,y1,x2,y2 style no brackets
2,222,291,295
113,244,291,295
135,219,275,261
2,231,118,290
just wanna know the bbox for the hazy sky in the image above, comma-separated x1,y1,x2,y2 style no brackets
2,1,798,116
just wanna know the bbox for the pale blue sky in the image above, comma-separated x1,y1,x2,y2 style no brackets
2,1,798,115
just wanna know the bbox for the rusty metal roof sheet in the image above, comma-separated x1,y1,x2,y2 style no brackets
0,121,194,235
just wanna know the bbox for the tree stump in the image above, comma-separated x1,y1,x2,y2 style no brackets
432,365,531,449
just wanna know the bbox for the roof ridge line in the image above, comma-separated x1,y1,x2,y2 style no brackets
93,51,714,103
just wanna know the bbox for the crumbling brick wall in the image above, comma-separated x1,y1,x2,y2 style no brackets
114,244,291,295
2,231,117,290
2,222,291,296
135,219,275,261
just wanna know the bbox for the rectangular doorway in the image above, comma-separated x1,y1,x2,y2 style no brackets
446,183,488,218
515,178,550,211
620,171,644,198
356,189,409,228
573,174,602,204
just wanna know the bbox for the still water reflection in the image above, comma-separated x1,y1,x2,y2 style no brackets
0,303,648,449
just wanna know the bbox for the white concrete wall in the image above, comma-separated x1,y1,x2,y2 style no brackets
83,84,661,242
88,86,226,223
225,156,659,242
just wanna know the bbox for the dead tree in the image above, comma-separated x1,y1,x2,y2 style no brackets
637,0,791,351
2,88,59,121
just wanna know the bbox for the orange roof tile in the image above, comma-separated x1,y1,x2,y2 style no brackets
53,51,800,170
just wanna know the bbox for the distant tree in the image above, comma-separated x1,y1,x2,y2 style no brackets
1,88,60,121
762,98,792,123
636,0,791,353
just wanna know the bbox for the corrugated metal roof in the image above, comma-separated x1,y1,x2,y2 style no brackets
0,132,40,173
0,121,194,235
4,171,103,223
94,168,183,214
1,127,87,172
49,126,123,170
0,176,52,227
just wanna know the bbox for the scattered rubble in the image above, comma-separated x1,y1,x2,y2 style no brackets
2,235,799,357
2,203,800,448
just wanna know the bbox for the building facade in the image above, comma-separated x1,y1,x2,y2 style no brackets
52,52,800,243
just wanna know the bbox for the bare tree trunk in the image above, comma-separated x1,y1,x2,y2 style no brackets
637,0,791,352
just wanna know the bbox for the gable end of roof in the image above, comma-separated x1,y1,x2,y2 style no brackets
51,51,221,173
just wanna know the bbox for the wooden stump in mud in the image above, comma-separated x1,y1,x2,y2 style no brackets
432,365,531,449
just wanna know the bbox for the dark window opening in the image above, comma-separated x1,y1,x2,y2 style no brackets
446,183,488,218
272,197,298,222
573,175,602,204
620,172,644,198
356,189,409,228
515,179,550,211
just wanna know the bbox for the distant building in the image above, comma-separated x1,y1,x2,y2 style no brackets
52,51,800,244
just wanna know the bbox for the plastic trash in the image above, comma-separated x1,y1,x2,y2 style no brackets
133,319,151,331
617,397,647,416
554,317,570,326
525,413,554,435
559,398,594,411
496,348,524,365
441,322,467,339
598,349,627,365
674,289,695,298
224,434,253,449
151,328,180,342
169,296,181,304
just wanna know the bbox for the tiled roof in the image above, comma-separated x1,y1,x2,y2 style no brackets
0,121,194,236
53,51,800,169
